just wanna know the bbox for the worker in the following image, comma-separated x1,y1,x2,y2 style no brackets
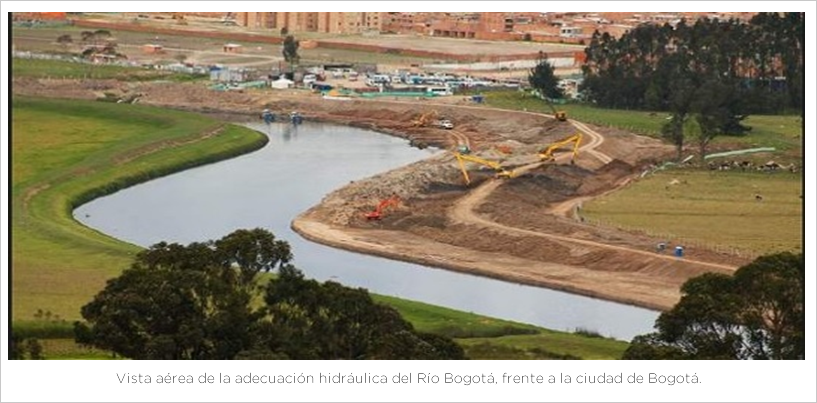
657,242,667,254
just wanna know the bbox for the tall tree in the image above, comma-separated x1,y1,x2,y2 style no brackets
282,34,300,73
528,52,563,100
623,252,804,360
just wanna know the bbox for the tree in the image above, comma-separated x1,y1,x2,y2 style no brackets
214,227,292,288
528,52,563,100
10,335,44,360
623,252,804,360
253,264,465,360
75,228,463,360
56,34,73,50
282,34,300,72
74,228,290,359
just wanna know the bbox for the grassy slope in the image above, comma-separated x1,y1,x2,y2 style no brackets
374,295,629,360
581,170,803,255
12,96,268,321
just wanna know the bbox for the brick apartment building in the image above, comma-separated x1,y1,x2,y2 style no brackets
234,12,383,34
219,12,757,41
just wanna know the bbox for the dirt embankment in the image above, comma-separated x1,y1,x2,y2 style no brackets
14,78,750,310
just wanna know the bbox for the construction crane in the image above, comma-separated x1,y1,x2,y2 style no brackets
364,196,401,220
454,152,514,185
539,133,582,163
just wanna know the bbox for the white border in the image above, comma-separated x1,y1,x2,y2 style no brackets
2,2,814,402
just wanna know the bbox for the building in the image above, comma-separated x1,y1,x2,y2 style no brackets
223,43,242,53
232,12,758,41
234,12,383,34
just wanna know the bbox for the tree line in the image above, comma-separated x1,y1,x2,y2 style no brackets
580,13,804,161
73,228,464,360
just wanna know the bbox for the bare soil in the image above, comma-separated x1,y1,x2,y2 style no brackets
13,77,752,311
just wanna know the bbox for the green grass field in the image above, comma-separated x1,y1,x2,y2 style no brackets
12,96,268,322
12,58,205,81
481,90,803,153
582,170,803,255
374,295,628,360
373,295,541,338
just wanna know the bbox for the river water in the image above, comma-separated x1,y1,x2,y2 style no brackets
74,122,659,341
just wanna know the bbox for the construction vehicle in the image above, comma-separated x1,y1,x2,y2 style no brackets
365,196,400,220
412,110,439,127
454,152,514,185
545,97,567,122
539,133,582,163
436,119,454,130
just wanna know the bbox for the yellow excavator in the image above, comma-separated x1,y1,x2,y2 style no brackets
545,97,567,122
454,152,514,185
412,110,439,127
539,133,582,163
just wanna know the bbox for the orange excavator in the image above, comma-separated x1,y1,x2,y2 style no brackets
364,196,401,220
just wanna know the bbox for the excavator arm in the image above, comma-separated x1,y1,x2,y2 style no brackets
412,110,438,127
454,152,514,185
539,133,582,163
365,196,401,220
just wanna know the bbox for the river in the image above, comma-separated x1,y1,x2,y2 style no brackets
74,122,659,341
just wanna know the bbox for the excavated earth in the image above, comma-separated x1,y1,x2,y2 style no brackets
14,78,752,311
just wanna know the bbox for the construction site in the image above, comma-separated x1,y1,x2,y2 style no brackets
12,73,756,312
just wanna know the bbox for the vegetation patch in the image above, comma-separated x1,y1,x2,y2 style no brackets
12,58,205,81
11,96,268,321
458,332,629,360
373,295,540,339
581,170,802,255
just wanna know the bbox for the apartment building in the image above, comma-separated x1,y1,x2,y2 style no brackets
234,12,382,34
